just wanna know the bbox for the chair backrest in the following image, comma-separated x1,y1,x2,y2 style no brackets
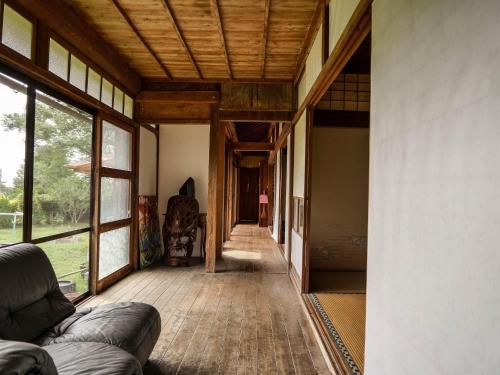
164,195,199,238
0,243,75,342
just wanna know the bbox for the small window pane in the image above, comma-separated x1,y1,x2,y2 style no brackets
113,87,124,113
32,91,93,240
38,232,89,301
101,121,131,171
101,79,113,107
69,55,86,91
99,226,130,279
1,5,32,59
87,68,101,100
0,73,27,246
48,39,69,80
124,95,133,119
100,177,130,223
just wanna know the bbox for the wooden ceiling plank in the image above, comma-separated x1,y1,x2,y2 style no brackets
211,0,232,79
111,0,172,79
261,0,271,79
160,0,203,79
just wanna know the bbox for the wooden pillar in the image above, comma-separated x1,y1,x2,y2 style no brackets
207,105,224,272
225,148,234,240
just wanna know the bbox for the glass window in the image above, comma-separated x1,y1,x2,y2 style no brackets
38,232,89,301
32,91,92,240
101,121,131,171
48,39,69,80
113,87,124,113
1,5,32,59
100,177,130,223
124,95,133,119
0,74,27,246
101,79,113,107
69,55,86,91
87,68,101,100
99,226,130,279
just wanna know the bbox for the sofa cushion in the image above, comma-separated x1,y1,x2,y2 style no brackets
0,244,75,342
0,339,58,375
44,342,142,375
35,302,161,366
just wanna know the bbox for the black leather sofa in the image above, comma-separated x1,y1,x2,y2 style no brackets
0,243,161,374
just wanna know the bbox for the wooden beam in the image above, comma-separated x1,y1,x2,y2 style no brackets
314,110,369,127
160,0,203,79
111,0,171,79
294,0,371,124
136,91,219,103
207,105,224,272
294,0,323,85
232,142,274,151
268,122,291,163
261,0,271,79
226,121,239,143
210,0,232,79
220,110,293,122
14,0,141,94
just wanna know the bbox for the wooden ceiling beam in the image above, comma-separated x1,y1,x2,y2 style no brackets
111,0,171,79
160,0,203,79
220,110,293,122
211,0,232,79
232,142,274,151
261,0,271,79
226,121,239,143
136,91,219,103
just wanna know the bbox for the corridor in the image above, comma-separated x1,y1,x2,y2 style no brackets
82,225,330,374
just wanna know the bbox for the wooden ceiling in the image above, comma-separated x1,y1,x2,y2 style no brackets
64,0,319,82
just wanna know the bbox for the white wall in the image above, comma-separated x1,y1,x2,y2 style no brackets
366,1,500,374
284,134,291,260
158,125,210,256
329,0,361,54
298,25,323,107
271,148,281,242
310,127,369,271
138,127,157,196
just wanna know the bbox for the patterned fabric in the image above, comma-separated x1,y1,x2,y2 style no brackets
308,293,362,375
138,196,162,269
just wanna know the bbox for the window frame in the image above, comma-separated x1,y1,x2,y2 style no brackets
0,0,36,62
94,114,136,292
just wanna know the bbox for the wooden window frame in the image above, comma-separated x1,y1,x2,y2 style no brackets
0,0,37,62
0,63,96,304
95,115,136,293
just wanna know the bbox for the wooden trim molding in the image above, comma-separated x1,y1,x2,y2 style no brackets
232,142,274,151
294,0,372,124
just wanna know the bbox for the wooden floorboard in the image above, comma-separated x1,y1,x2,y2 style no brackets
81,224,330,374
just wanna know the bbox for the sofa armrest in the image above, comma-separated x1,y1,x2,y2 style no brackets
0,340,58,375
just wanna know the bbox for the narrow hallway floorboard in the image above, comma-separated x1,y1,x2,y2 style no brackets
81,225,330,374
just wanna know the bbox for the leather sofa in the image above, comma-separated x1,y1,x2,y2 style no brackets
0,243,161,374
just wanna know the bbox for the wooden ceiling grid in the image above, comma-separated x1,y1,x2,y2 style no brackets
65,0,319,81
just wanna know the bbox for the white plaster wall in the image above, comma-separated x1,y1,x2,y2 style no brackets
291,230,303,278
298,25,323,107
138,127,157,196
293,112,306,198
272,149,281,242
310,127,369,271
329,0,360,54
366,0,500,373
284,134,292,261
158,125,210,256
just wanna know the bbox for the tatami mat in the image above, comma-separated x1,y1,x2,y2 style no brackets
309,292,366,374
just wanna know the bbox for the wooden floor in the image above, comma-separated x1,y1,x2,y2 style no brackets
82,225,330,374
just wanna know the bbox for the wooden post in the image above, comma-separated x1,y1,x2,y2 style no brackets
207,104,224,272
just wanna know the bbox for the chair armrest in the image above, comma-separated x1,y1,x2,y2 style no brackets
0,340,58,375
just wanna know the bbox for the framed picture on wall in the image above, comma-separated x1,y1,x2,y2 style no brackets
293,197,299,233
298,198,304,236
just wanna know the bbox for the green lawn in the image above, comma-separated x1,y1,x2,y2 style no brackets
0,225,90,296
